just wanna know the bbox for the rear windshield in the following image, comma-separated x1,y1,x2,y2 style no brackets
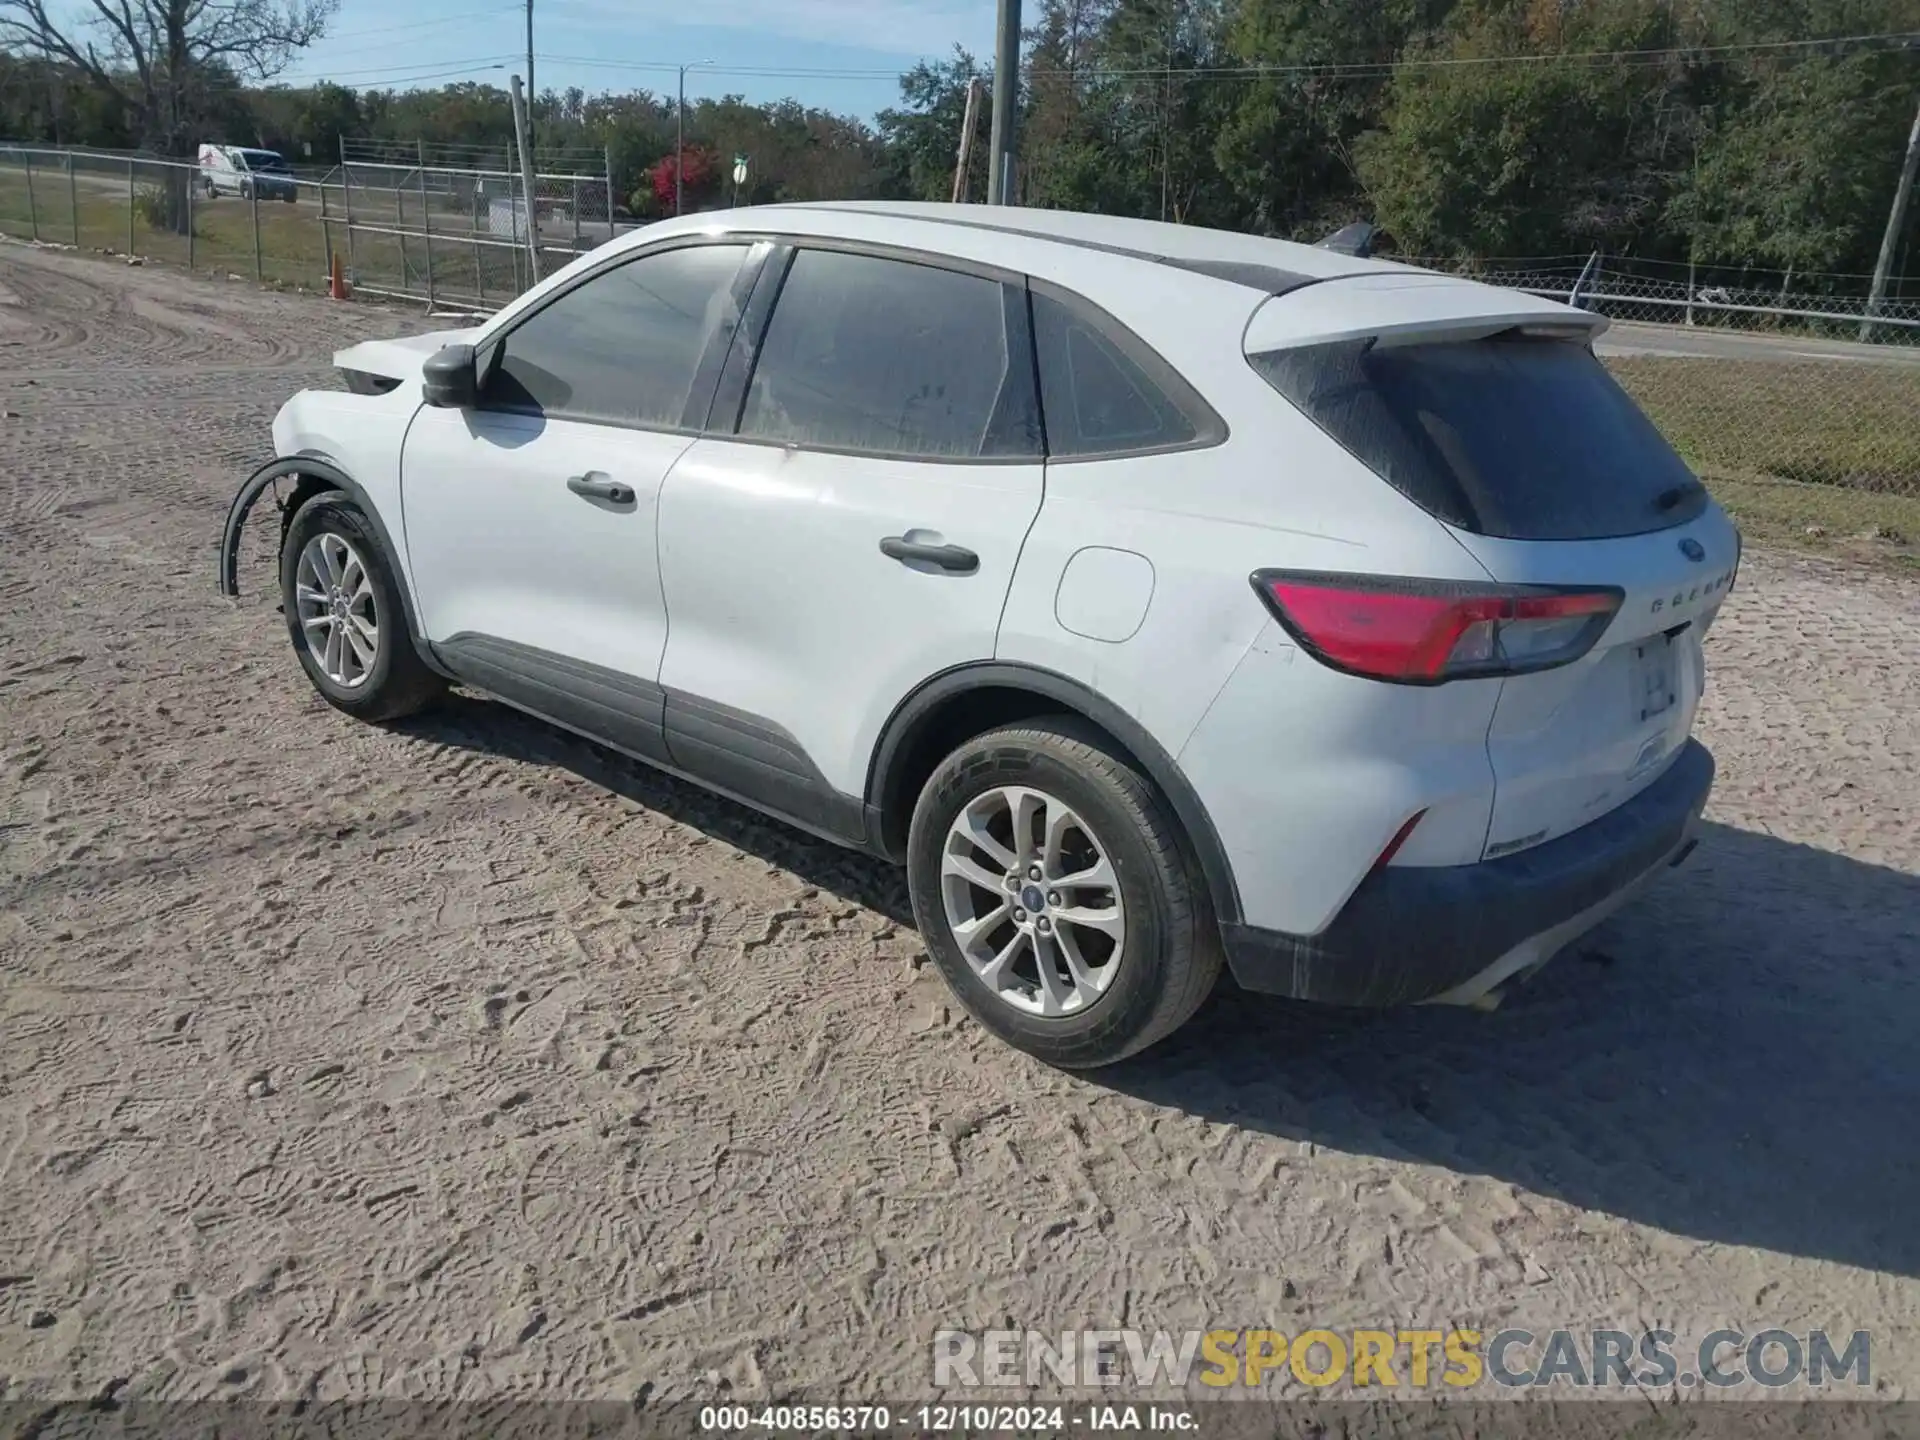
1249,331,1706,540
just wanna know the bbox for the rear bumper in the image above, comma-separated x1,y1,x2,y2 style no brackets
1220,739,1714,1006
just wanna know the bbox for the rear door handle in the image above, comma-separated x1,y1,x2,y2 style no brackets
880,536,978,574
567,472,634,505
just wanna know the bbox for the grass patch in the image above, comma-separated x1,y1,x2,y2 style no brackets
1696,474,1919,569
1605,355,1920,567
1606,355,1920,493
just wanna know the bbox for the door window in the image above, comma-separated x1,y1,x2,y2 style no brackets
484,243,750,429
737,248,1040,460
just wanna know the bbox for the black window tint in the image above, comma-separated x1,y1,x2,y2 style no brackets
487,244,748,427
738,249,1038,459
1249,333,1705,541
1032,290,1200,457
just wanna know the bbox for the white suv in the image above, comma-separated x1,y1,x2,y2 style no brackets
218,203,1735,1068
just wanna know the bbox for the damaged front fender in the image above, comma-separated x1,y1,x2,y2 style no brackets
215,455,354,598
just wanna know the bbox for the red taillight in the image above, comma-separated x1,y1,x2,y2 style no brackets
1370,808,1428,875
1251,571,1622,685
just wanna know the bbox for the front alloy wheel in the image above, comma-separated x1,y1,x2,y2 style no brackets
294,531,380,688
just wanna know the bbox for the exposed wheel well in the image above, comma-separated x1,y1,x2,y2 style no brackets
872,685,1079,859
220,457,448,679
278,473,345,549
866,669,1242,928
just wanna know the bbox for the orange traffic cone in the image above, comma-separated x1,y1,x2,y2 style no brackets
328,251,350,301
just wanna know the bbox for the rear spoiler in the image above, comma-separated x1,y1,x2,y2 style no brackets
1244,272,1608,355
1316,222,1376,259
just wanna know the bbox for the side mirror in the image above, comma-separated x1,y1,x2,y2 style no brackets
421,343,478,408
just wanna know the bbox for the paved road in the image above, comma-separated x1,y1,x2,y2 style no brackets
1594,319,1920,366
2,243,1919,1412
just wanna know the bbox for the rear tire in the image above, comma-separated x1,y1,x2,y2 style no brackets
280,493,444,723
906,718,1221,1069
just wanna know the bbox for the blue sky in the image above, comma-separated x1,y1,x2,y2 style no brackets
272,0,996,120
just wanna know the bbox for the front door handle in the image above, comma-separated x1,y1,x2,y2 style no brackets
567,472,634,505
880,536,979,574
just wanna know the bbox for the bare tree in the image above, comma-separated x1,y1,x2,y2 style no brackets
0,0,334,157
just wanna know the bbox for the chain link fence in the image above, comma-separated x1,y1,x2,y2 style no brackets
0,142,623,312
1429,251,1920,346
2,144,1915,550
320,137,622,309
1417,252,1920,546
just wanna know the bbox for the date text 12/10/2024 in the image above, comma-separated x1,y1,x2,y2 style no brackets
698,1404,1198,1432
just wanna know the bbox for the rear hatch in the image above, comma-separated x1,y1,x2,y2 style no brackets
1247,274,1738,860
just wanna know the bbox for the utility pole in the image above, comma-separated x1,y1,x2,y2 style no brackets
952,76,983,203
525,0,535,157
675,61,713,216
1862,90,1920,342
1159,0,1176,222
986,0,1021,205
510,74,541,283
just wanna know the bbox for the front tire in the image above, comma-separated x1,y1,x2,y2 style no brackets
280,493,444,723
906,718,1221,1068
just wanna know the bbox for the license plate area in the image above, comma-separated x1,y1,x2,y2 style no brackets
1634,635,1676,722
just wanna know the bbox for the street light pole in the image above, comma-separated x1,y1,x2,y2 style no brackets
525,0,535,156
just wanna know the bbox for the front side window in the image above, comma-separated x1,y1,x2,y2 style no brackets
737,248,1039,459
485,243,749,429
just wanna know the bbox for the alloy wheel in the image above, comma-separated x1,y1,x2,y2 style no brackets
938,785,1127,1018
294,532,379,689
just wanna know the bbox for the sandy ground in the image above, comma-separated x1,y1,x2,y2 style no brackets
1,240,1917,1411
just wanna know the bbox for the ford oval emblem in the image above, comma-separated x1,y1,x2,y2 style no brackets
1679,538,1706,562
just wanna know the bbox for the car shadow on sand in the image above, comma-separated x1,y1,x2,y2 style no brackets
401,696,1919,1278
394,693,919,925
1106,819,1920,1280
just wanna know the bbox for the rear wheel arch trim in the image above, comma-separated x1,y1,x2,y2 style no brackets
218,454,440,673
866,662,1243,927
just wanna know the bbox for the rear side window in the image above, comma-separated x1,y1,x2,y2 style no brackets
485,243,749,429
1249,332,1706,540
1031,290,1215,458
738,248,1040,460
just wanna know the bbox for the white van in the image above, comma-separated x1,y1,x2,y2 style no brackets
197,144,298,203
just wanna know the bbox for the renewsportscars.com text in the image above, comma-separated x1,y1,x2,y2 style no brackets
932,1327,1872,1391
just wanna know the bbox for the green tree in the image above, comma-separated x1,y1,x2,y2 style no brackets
1355,0,1704,258
877,48,987,201
1668,51,1918,278
1214,0,1449,239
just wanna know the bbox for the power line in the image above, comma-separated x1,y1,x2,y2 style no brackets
535,28,1918,83
316,7,521,44
264,25,1920,93
278,58,516,85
